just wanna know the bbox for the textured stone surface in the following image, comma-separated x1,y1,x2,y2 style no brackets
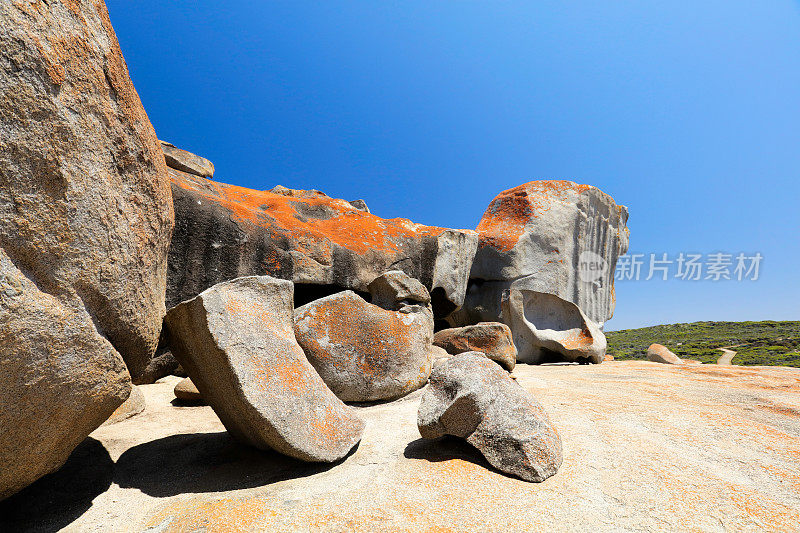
451,180,628,328
647,343,683,364
502,289,607,364
367,270,431,312
294,291,434,402
434,322,516,371
0,0,174,379
0,250,130,501
173,378,202,402
418,353,562,482
102,386,145,426
23,362,797,532
166,170,477,318
160,141,214,178
165,276,364,462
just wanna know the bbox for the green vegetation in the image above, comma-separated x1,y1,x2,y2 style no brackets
606,321,800,367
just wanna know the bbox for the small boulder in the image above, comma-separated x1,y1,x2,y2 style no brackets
102,386,146,426
647,344,682,365
502,289,606,364
418,352,562,482
160,141,215,178
174,377,203,403
165,276,364,462
433,322,516,371
368,270,431,312
294,291,433,402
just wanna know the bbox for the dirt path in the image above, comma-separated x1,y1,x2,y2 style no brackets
717,346,738,365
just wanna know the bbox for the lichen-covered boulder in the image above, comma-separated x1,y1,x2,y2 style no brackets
0,0,174,380
647,344,682,365
0,250,131,501
502,289,606,364
418,352,562,482
166,171,477,318
160,141,215,178
294,291,434,402
165,276,364,462
451,180,628,328
434,322,516,371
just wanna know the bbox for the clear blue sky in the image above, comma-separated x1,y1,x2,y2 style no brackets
107,1,800,330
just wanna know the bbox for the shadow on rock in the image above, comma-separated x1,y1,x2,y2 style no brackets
114,431,354,497
0,438,114,533
403,436,501,475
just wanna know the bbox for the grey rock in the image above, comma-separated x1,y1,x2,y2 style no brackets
418,352,562,482
166,171,477,319
294,291,434,402
160,140,215,178
0,249,130,500
502,289,606,364
368,270,431,312
647,344,682,365
165,276,364,462
347,199,370,212
174,377,203,402
452,180,628,328
0,1,174,380
434,322,516,371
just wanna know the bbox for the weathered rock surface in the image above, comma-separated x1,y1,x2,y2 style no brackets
647,343,683,365
367,270,431,312
0,0,174,380
8,363,800,531
0,250,130,501
418,353,562,482
294,291,434,402
502,289,607,364
434,322,516,371
450,180,628,328
174,378,203,403
160,141,214,178
102,386,146,426
166,171,477,318
165,276,364,462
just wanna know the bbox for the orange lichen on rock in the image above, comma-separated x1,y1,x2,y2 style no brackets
171,172,454,255
477,180,593,252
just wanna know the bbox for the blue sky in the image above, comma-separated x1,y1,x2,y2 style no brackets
107,1,800,330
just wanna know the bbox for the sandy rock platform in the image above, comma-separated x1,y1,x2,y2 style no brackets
3,361,799,532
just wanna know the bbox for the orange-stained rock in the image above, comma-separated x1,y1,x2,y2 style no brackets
0,0,174,380
418,352,562,483
166,170,477,318
294,291,434,402
502,289,607,364
165,276,364,462
647,344,683,365
451,180,628,328
434,322,517,371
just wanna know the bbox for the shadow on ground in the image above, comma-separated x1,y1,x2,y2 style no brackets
0,438,114,533
114,431,354,497
403,435,500,474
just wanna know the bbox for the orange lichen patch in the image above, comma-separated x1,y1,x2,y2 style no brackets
476,180,593,252
558,327,595,351
171,172,465,255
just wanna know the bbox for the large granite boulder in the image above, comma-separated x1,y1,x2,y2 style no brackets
502,289,607,364
0,0,174,380
433,322,516,371
294,291,434,402
166,171,477,318
165,276,364,462
0,250,131,501
450,180,628,328
418,352,562,482
647,344,682,365
160,140,215,178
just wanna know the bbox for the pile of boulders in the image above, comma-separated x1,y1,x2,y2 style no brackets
0,0,629,500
